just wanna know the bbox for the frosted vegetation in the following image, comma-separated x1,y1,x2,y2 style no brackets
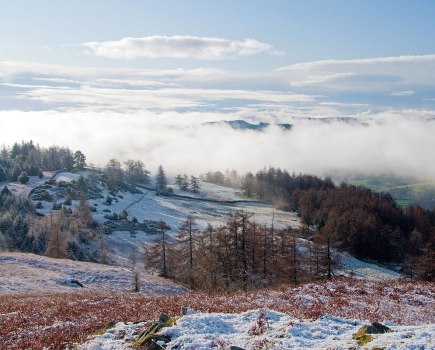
0,141,434,349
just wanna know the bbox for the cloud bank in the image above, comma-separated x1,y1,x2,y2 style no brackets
82,35,277,60
1,110,435,181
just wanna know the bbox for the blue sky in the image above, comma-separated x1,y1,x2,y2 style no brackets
1,1,435,176
2,1,435,69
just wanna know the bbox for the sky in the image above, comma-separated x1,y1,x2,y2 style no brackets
1,1,435,178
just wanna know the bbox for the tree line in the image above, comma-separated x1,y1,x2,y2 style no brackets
145,212,339,291
0,178,103,261
203,167,434,280
0,141,86,183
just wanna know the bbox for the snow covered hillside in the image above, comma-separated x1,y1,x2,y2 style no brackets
0,252,186,295
30,171,300,231
5,170,402,281
26,171,301,269
0,171,55,198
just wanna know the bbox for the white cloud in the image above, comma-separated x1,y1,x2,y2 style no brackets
390,90,416,96
1,57,433,124
277,54,435,71
276,54,435,91
20,85,313,112
82,35,277,60
289,72,356,87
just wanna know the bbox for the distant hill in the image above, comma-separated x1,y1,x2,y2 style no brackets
204,119,292,131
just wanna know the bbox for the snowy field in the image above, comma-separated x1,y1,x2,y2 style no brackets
30,171,299,231
337,251,402,281
0,252,187,295
89,182,300,232
79,309,435,349
296,240,401,282
0,247,401,295
168,180,248,201
0,171,55,198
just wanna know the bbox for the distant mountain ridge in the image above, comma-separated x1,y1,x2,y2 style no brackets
205,119,292,131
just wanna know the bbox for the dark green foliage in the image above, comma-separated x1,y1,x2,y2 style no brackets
1,186,12,197
120,210,128,220
0,141,88,181
105,195,113,205
73,150,86,170
175,174,184,189
190,176,200,193
155,165,168,195
175,174,189,191
0,167,6,182
0,190,44,253
52,200,61,210
63,154,74,172
31,189,53,202
18,172,30,184
62,205,72,215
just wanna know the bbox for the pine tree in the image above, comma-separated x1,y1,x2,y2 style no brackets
155,165,168,195
73,150,86,170
190,176,200,193
18,172,29,184
175,174,184,189
181,174,189,190
0,167,6,182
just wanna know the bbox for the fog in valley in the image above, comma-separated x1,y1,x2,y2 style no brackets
1,108,434,180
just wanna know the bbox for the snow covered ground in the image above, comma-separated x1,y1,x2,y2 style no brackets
23,171,401,280
0,252,187,295
296,240,401,281
53,171,84,183
27,171,300,270
337,251,402,281
79,309,435,349
30,171,299,231
168,180,248,201
90,183,298,232
0,171,55,198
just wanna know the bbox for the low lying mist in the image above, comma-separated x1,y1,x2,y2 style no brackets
1,109,435,180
